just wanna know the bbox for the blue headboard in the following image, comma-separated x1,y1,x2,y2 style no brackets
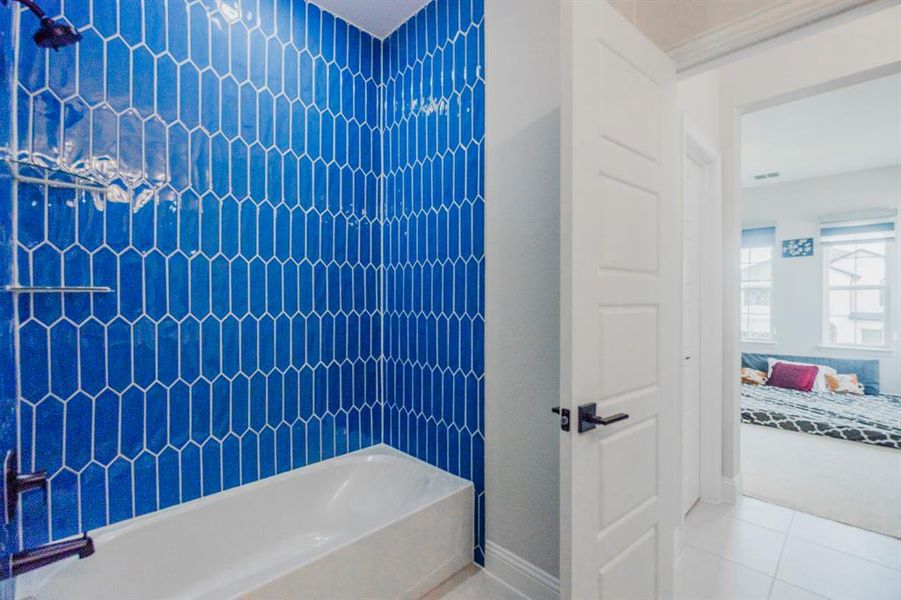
742,352,881,395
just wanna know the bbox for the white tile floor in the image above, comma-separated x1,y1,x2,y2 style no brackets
676,496,901,600
425,496,901,600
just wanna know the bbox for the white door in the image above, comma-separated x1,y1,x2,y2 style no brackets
681,157,703,515
559,2,679,599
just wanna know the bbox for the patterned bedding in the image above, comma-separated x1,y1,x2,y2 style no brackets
740,383,901,450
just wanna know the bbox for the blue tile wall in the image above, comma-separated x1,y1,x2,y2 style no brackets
3,0,485,568
8,0,382,550
382,0,486,563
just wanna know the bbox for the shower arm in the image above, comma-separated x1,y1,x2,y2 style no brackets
3,0,50,23
3,0,82,49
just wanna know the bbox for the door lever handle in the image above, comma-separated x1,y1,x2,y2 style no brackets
577,403,629,433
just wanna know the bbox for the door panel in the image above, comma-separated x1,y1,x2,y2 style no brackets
599,307,657,397
598,419,657,526
560,2,678,599
599,179,659,272
598,529,657,599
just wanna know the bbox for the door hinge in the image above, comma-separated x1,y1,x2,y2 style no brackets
551,407,570,431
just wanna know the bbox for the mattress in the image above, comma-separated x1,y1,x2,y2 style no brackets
740,383,901,450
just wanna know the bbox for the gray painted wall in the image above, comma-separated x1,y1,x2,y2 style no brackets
485,0,562,578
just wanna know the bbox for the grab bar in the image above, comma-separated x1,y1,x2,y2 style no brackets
10,535,95,577
4,286,114,293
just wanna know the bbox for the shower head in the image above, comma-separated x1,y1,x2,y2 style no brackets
33,17,81,50
2,0,81,50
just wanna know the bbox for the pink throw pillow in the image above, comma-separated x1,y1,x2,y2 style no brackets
767,362,819,392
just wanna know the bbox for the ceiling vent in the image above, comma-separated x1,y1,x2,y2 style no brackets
753,172,781,180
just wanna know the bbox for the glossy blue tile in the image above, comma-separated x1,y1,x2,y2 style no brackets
79,463,106,531
157,318,179,385
179,317,200,382
134,453,158,516
180,444,201,502
202,440,222,496
167,0,189,62
64,393,92,470
9,0,482,562
168,382,190,448
158,448,180,509
50,469,78,540
92,390,118,466
107,319,132,390
241,432,258,483
191,380,211,443
133,317,156,388
189,3,210,70
222,435,241,490
146,384,168,454
120,387,144,459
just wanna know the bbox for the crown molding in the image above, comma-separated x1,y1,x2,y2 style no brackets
669,0,893,75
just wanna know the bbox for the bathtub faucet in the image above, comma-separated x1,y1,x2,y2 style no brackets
10,534,95,577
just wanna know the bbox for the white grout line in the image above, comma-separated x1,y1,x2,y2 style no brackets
767,514,792,599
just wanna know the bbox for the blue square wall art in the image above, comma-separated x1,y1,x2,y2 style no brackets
782,238,814,258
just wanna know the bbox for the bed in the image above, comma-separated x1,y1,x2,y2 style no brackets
740,353,901,450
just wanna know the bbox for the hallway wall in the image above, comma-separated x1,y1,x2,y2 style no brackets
484,0,561,588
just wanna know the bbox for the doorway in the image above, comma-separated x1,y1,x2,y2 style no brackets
681,122,721,517
682,152,702,515
736,73,901,536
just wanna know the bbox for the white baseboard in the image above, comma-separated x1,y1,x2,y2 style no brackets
722,474,743,503
484,540,560,600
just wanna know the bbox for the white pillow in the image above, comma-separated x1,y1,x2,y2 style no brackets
766,358,837,393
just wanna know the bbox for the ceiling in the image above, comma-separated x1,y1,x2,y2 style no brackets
741,73,901,187
312,0,430,38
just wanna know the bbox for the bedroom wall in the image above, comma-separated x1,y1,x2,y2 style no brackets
741,165,901,394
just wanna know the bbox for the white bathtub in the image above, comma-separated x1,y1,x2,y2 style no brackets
16,445,473,600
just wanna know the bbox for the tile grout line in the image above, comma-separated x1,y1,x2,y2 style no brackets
688,502,901,600
704,501,901,573
766,510,793,599
682,543,778,580
705,501,901,573
786,533,901,574
705,499,796,534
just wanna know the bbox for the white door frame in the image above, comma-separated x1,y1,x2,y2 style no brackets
681,118,723,509
717,6,901,492
674,119,722,558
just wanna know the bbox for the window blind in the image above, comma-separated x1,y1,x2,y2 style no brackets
741,226,776,249
820,221,895,245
